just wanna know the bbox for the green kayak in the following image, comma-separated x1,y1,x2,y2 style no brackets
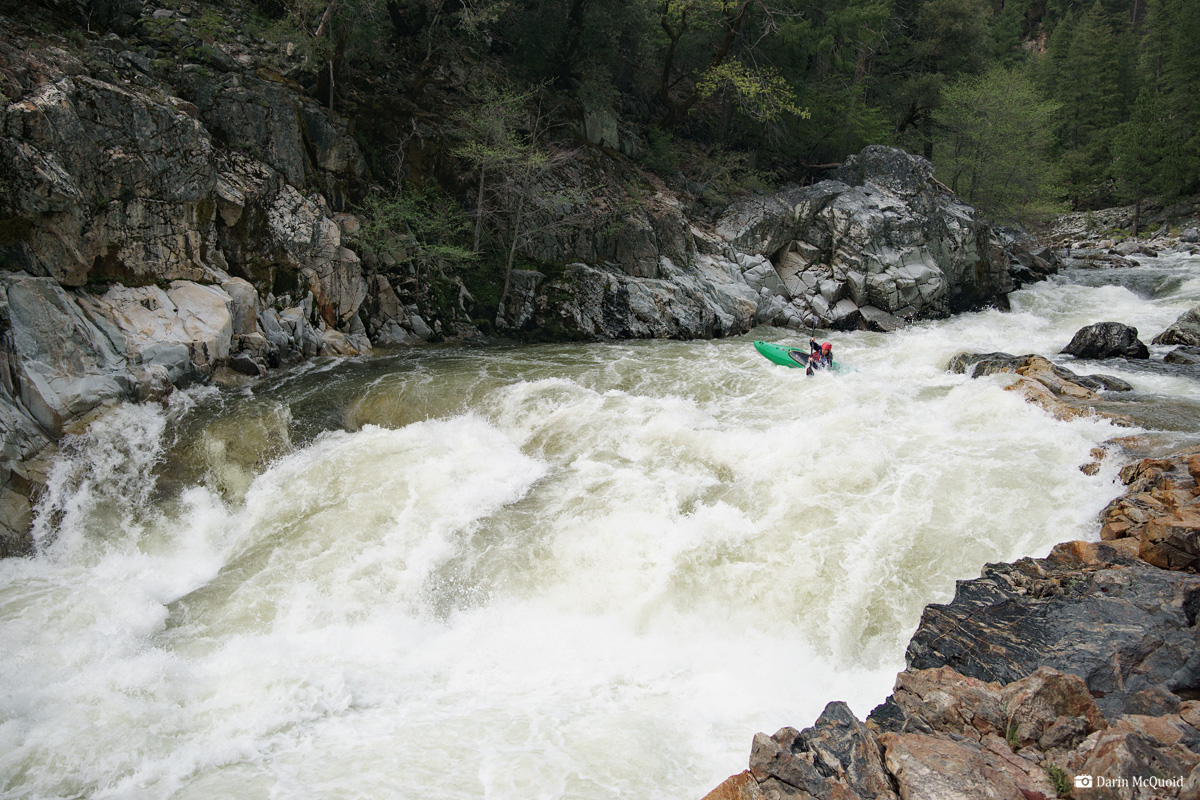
754,340,841,371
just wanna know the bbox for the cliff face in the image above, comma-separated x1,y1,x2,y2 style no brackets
0,2,1035,554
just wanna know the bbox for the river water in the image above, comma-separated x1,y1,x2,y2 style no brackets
3,253,1200,800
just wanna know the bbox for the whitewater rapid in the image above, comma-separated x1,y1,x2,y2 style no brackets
3,253,1200,799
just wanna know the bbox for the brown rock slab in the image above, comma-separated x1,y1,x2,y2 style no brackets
702,771,765,800
881,732,1054,800
1140,510,1200,571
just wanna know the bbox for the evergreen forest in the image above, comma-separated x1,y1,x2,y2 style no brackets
255,0,1200,224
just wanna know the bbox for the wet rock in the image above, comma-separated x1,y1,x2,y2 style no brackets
1,275,137,435
1009,245,1059,287
901,545,1200,719
0,274,162,551
858,305,907,332
1153,306,1200,348
707,145,1016,332
1165,346,1200,365
950,351,1145,429
227,352,265,377
87,281,234,378
949,352,1133,424
880,731,1056,800
746,702,898,800
1114,240,1158,257
1060,251,1139,270
1061,322,1149,360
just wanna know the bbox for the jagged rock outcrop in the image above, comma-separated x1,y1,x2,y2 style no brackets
502,146,1029,337
1061,322,1150,360
0,9,438,552
710,145,1017,331
705,447,1200,800
1099,447,1200,574
900,541,1200,717
0,20,403,355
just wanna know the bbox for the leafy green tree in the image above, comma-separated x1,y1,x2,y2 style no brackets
356,186,474,267
933,64,1062,222
452,86,585,321
653,0,806,127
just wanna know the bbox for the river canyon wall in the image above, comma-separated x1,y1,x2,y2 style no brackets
0,1,1045,554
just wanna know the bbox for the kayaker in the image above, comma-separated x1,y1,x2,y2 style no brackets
807,338,833,373
805,350,823,375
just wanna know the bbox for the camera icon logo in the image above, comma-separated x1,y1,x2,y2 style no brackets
1074,775,1094,789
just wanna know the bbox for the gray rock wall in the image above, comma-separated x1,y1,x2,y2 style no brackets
708,145,1016,333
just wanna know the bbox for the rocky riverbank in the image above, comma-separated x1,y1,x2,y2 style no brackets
704,444,1200,800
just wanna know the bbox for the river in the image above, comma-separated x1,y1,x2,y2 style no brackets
2,253,1200,799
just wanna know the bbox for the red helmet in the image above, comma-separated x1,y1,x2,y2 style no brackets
821,342,832,351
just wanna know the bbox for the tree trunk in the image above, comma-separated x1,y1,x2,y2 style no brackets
498,207,524,327
658,0,754,128
554,0,591,83
657,5,687,125
473,163,486,253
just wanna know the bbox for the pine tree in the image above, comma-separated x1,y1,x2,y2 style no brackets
1144,0,1200,196
1044,1,1120,206
1112,88,1171,233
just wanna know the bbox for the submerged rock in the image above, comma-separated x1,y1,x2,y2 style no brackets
949,351,1134,424
1009,245,1059,287
1165,346,1200,365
